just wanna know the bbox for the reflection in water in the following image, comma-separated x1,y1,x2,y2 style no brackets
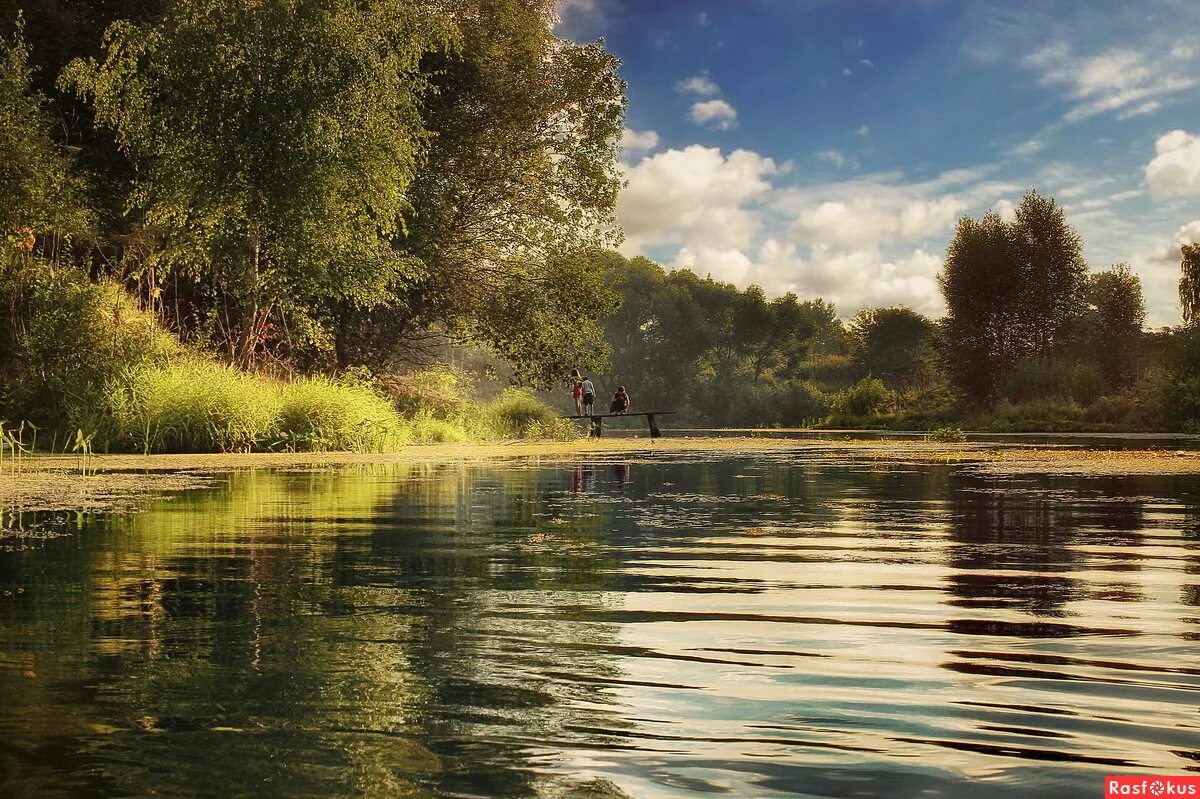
0,456,1198,798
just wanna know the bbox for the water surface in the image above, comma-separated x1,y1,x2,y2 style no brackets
1,450,1197,798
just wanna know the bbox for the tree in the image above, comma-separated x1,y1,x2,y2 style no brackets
1182,243,1200,326
63,0,456,367
346,0,626,383
939,190,1088,404
940,210,1016,403
848,306,938,390
1010,190,1088,353
796,299,848,356
0,17,88,253
1086,264,1145,387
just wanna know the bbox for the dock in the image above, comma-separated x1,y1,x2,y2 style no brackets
562,411,677,438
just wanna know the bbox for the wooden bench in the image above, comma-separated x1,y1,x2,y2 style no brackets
562,411,677,439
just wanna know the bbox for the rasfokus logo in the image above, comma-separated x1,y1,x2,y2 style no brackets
1106,777,1200,797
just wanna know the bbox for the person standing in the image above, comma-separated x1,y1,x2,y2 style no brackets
570,369,584,415
581,375,596,416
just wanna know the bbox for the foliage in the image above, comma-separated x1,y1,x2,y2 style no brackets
0,19,90,248
998,358,1106,406
62,0,456,366
344,0,627,383
275,377,407,452
107,360,282,452
928,426,966,442
1163,328,1200,426
5,264,181,435
1182,243,1200,327
478,388,570,439
830,378,890,417
1084,264,1146,386
848,306,939,390
940,190,1088,404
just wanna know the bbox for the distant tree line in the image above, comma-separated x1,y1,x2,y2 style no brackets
591,191,1199,432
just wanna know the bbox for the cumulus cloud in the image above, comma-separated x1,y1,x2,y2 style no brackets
675,72,720,96
620,127,660,154
618,145,778,253
688,99,739,130
616,144,1021,316
1145,128,1200,197
1134,218,1200,325
855,125,870,138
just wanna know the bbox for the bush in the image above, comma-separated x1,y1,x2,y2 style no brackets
928,426,966,442
107,360,281,452
999,358,1106,405
477,388,563,439
777,380,830,426
831,377,890,417
377,366,469,418
276,377,406,452
984,397,1087,431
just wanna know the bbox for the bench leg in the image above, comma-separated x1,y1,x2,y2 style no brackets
590,416,603,437
647,414,661,439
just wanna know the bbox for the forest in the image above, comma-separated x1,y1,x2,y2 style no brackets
2,0,1200,453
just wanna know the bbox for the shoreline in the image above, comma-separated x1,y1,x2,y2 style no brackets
2,436,1200,513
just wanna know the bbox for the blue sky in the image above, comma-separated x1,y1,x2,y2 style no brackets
556,0,1200,325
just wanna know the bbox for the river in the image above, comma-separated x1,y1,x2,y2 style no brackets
1,448,1197,797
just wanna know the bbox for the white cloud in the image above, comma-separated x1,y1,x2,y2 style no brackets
695,11,708,27
1118,100,1161,119
1136,219,1200,326
618,145,778,253
816,149,858,170
1008,137,1046,158
688,99,738,130
855,125,870,138
620,127,660,154
1145,128,1200,197
675,72,721,96
1021,41,1198,123
617,144,1023,316
859,58,875,68
993,199,1017,222
554,0,620,40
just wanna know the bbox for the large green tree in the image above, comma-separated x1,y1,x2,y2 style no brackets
1085,263,1145,387
848,306,938,391
940,190,1088,404
0,18,88,252
338,0,626,384
63,0,456,367
1182,242,1200,326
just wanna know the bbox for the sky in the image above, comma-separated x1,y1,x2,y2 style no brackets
555,0,1200,326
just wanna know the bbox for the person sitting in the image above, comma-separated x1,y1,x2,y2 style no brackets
609,386,630,414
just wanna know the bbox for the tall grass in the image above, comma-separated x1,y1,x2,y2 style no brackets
277,377,407,452
3,266,578,452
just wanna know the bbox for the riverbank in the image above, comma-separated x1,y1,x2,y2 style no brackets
4,436,1200,513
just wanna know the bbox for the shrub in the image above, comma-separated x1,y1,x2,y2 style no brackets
107,360,281,452
928,426,966,442
377,366,469,418
999,358,1106,405
984,397,1087,431
831,377,890,417
276,376,406,452
478,388,561,439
